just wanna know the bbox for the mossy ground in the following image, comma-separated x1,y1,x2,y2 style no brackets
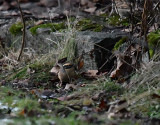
76,18,104,32
1,72,159,125
147,30,160,58
2,14,160,125
29,18,104,36
9,22,23,36
106,14,129,26
113,36,128,50
29,22,66,35
1,55,160,124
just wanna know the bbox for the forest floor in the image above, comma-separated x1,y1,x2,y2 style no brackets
0,0,160,125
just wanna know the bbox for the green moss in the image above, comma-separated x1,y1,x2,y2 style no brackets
0,115,89,125
148,30,160,47
121,18,129,26
17,98,40,111
9,22,23,36
99,13,109,18
11,67,28,80
6,60,53,83
29,62,52,83
107,14,120,26
149,49,154,58
107,14,129,26
93,24,103,32
113,37,128,50
69,17,76,22
104,80,123,94
147,30,160,57
76,18,103,32
30,22,66,35
148,104,160,119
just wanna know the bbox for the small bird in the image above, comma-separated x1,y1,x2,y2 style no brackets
57,62,77,85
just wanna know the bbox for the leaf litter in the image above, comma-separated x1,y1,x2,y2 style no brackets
1,0,160,124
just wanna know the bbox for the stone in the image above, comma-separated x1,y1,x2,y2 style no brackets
0,18,129,71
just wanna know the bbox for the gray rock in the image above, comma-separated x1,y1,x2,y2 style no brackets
0,19,128,70
76,31,128,70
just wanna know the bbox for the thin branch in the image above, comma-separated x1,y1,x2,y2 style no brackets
141,0,151,60
16,0,25,61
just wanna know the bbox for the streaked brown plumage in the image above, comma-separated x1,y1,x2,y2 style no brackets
57,62,77,83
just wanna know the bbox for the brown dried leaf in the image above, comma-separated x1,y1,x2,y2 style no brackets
83,7,97,13
83,97,93,106
78,60,84,70
64,84,77,90
57,93,77,101
81,70,98,79
151,93,160,99
110,54,133,80
34,20,44,26
19,109,27,116
82,70,107,79
81,0,89,6
98,99,108,111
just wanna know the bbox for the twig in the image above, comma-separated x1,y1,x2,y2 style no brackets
16,0,25,61
147,1,160,20
148,1,160,25
141,0,151,60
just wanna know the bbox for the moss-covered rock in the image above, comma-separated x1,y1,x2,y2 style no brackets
107,14,129,26
149,49,154,58
9,22,23,36
147,30,160,57
148,30,160,47
113,36,128,50
76,18,103,32
99,13,109,18
29,22,66,35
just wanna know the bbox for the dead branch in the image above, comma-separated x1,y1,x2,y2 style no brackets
16,0,26,61
141,0,152,60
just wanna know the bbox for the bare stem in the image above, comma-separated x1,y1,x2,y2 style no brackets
16,0,25,61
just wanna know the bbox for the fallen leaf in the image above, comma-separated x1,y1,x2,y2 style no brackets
87,1,96,8
110,54,133,80
151,93,160,99
83,7,97,13
84,70,98,76
57,93,78,101
78,59,84,70
83,97,93,106
57,96,69,101
35,20,44,26
19,108,27,116
65,84,77,90
81,70,99,79
19,0,29,3
80,83,86,87
0,2,12,10
110,43,143,81
81,0,89,6
41,89,55,98
98,99,108,111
